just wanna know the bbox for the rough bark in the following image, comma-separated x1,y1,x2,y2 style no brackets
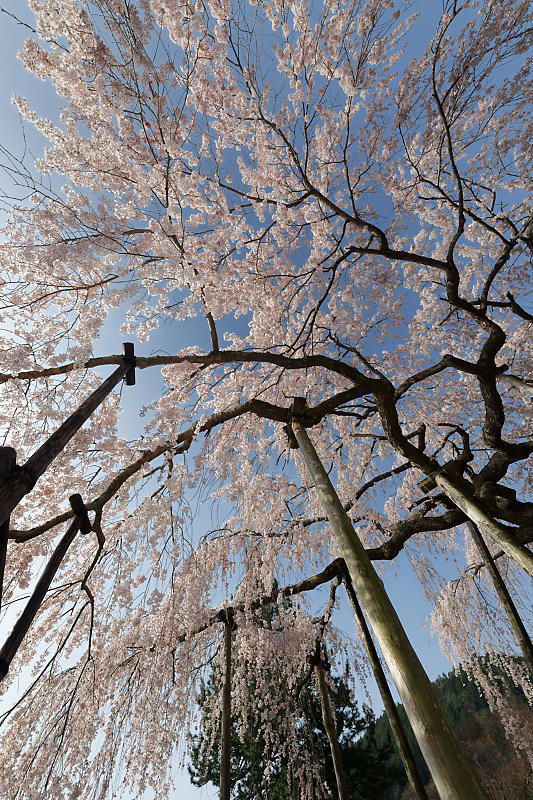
0,446,16,611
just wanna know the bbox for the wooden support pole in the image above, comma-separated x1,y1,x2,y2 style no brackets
314,654,348,800
467,521,533,672
432,471,533,579
0,446,16,611
342,569,429,800
289,400,487,800
123,342,136,386
0,494,90,681
220,615,233,800
497,373,533,397
0,344,135,528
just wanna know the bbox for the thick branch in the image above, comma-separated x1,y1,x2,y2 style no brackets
0,348,377,390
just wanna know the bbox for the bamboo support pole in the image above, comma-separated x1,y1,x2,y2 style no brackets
289,401,487,800
0,343,135,528
220,615,233,800
342,570,429,800
0,495,91,681
315,657,348,800
467,521,533,671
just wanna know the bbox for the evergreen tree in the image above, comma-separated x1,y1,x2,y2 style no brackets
189,613,400,799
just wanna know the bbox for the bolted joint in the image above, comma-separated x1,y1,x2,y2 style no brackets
122,342,136,386
69,494,92,535
417,467,445,494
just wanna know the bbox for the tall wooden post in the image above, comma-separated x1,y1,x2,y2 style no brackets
498,373,533,397
0,343,136,528
0,495,91,681
289,400,487,800
0,446,16,611
314,652,348,800
431,471,533,578
220,614,233,800
467,521,533,671
342,569,429,800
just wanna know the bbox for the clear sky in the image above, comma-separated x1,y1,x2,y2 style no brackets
0,5,460,800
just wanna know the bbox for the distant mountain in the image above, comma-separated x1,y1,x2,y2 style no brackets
366,661,533,800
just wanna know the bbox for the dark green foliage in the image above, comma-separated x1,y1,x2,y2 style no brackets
369,661,533,800
188,594,399,800
188,664,400,800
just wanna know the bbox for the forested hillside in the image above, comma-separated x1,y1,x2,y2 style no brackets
370,663,533,800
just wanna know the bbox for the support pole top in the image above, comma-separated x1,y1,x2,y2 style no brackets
285,397,307,449
69,494,92,535
417,467,445,494
290,397,307,418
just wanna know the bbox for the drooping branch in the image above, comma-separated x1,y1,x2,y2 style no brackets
0,347,376,390
8,385,381,542
173,560,344,646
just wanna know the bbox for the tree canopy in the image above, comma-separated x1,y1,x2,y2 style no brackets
0,1,531,798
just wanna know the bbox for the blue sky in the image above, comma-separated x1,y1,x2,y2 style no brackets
0,4,473,799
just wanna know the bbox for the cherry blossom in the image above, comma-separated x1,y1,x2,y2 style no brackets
0,0,531,797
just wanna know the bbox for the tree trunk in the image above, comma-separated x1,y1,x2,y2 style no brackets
467,521,533,672
0,446,16,611
291,417,487,800
315,659,348,800
0,344,135,528
220,616,233,800
434,472,533,578
343,571,429,800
